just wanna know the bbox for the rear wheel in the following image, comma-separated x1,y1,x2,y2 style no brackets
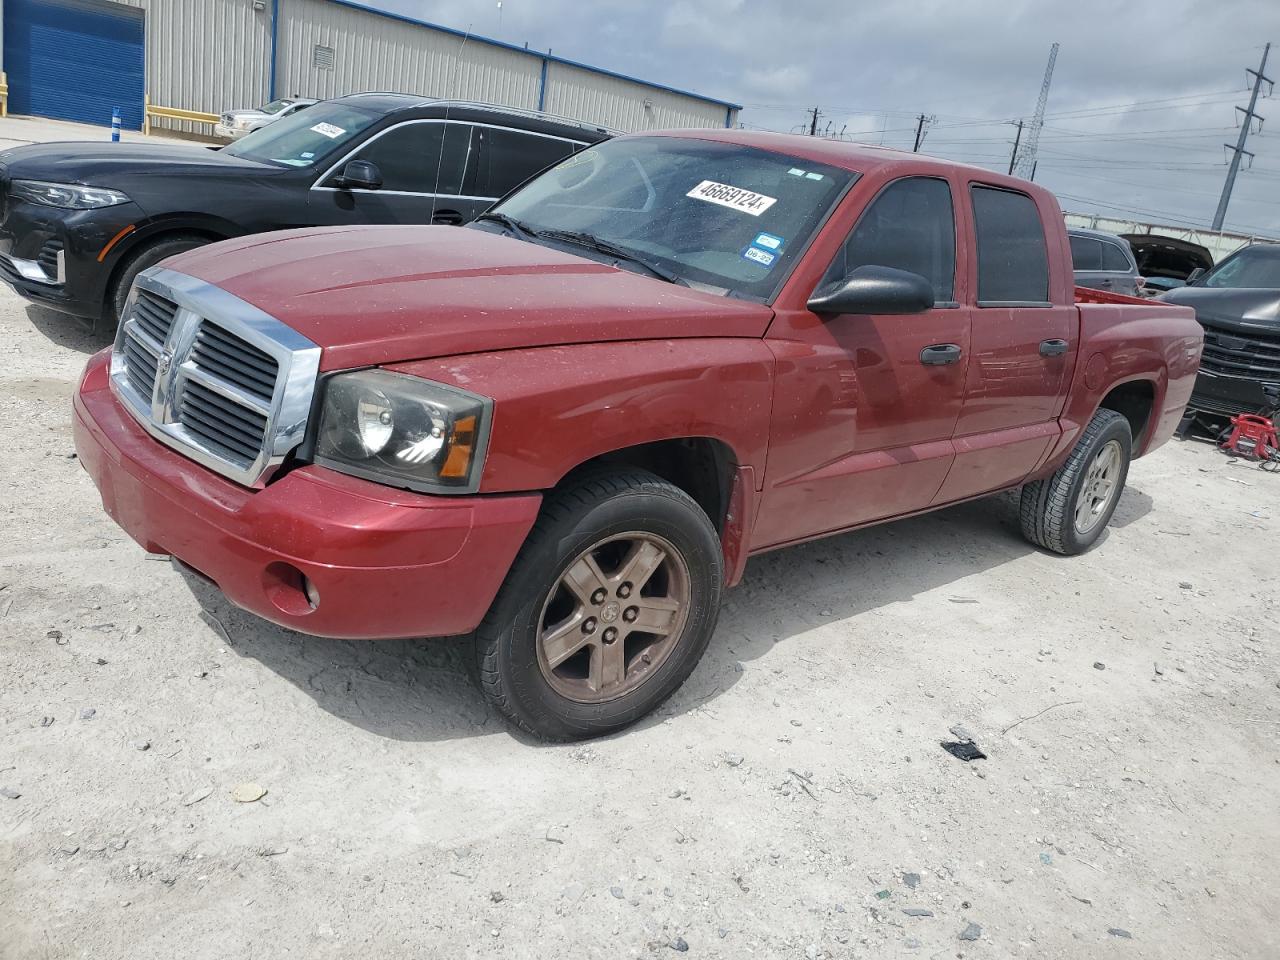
475,470,723,741
1019,408,1132,555
107,234,209,327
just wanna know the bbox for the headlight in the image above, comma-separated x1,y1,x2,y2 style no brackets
314,370,491,493
10,179,131,210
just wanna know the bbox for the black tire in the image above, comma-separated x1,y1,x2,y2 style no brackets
475,470,723,741
1020,408,1132,555
107,234,209,327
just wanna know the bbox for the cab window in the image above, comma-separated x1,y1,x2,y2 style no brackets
971,185,1050,305
822,176,956,303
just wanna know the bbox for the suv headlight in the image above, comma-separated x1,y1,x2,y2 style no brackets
10,179,131,210
313,370,491,493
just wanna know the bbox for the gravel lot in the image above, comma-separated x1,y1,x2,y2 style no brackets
2,127,1279,958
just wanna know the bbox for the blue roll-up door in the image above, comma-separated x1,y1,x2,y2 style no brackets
3,0,145,129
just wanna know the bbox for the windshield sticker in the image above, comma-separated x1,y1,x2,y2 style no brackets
742,245,777,268
787,168,807,177
300,151,315,159
804,172,825,181
310,122,346,139
687,180,777,216
753,232,784,251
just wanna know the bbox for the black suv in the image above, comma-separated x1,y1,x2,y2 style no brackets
0,94,611,326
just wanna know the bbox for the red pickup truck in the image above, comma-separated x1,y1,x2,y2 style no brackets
72,130,1202,740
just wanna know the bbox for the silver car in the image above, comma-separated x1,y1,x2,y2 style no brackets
215,97,318,140
1069,227,1144,297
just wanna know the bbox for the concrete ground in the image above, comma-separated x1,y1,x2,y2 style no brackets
0,113,206,152
0,135,1278,957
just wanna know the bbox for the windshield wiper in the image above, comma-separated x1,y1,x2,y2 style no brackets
536,229,689,286
474,212,538,243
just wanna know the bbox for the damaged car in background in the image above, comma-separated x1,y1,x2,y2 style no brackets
1159,242,1280,428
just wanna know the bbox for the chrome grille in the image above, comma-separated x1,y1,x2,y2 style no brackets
132,290,179,344
190,322,279,401
1200,320,1280,382
178,378,269,465
109,267,321,486
121,331,159,399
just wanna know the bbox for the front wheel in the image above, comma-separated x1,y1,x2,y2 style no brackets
475,471,723,741
1019,408,1132,555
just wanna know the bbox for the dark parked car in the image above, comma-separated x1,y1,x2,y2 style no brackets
0,94,611,327
1068,227,1143,297
1160,242,1280,422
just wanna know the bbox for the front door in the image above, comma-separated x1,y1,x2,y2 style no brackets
308,120,486,226
935,183,1075,503
755,175,972,549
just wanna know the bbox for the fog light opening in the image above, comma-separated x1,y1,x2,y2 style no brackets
303,576,320,610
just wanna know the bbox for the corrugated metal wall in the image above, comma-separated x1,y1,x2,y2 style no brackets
544,61,729,131
109,0,272,135
277,0,541,108
1,0,735,134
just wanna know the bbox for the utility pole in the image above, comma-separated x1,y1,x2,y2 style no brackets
1012,42,1059,179
1213,43,1273,231
1008,120,1024,175
808,106,820,136
912,114,927,152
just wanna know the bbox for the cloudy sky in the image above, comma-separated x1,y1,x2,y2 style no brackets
370,0,1280,236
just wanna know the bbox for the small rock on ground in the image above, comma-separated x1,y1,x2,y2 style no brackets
1,786,20,800
1109,928,1133,939
959,922,982,941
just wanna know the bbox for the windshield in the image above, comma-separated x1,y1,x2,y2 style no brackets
223,102,379,168
1202,246,1280,289
487,136,856,299
260,99,294,115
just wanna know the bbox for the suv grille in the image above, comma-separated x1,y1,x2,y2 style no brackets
1200,320,1280,383
109,269,320,486
36,239,63,279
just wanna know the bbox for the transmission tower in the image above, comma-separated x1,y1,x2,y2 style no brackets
1012,42,1059,179
1212,43,1272,231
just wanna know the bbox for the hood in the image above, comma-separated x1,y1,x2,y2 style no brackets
1159,285,1280,330
0,142,276,182
166,226,775,370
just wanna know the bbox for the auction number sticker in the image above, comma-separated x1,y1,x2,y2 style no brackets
686,180,777,216
310,122,346,139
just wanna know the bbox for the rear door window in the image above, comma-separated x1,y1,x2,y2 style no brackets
1101,241,1132,272
823,176,956,303
1069,235,1102,271
971,185,1050,305
473,128,583,199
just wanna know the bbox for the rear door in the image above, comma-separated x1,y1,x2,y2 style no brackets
470,126,587,205
1070,234,1108,291
934,183,1075,503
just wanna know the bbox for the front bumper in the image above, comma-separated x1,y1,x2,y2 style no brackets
73,351,542,639
0,194,144,319
1188,370,1276,418
214,124,249,140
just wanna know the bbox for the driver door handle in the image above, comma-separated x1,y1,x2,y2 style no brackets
919,343,963,365
1040,338,1069,357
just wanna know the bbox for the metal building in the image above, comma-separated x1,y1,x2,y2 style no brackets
0,0,739,133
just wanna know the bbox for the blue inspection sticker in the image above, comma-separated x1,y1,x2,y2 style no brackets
742,245,777,268
753,232,784,251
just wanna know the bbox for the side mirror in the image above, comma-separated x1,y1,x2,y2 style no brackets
336,159,382,191
808,264,935,316
1185,267,1206,285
